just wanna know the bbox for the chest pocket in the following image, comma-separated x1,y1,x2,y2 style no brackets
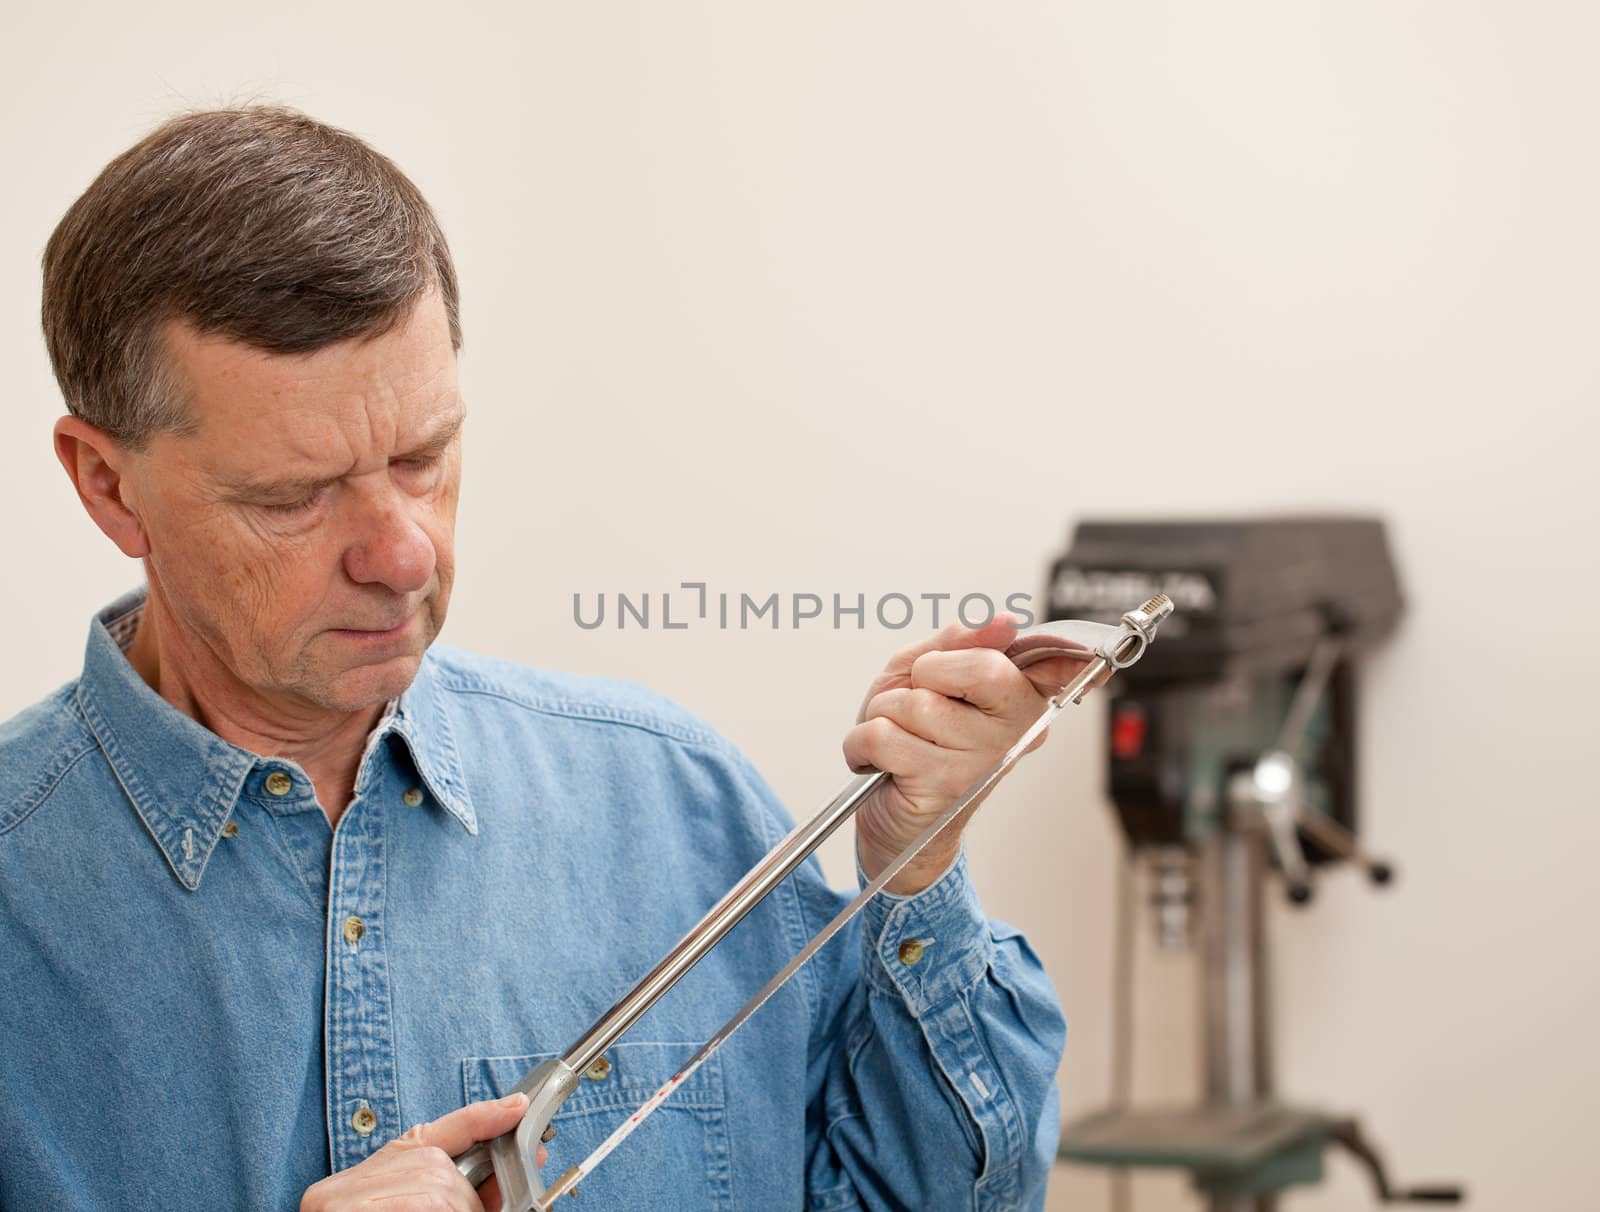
462,1041,730,1210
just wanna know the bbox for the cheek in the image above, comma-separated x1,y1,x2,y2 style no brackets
427,514,456,574
424,473,461,578
154,506,342,640
246,530,353,635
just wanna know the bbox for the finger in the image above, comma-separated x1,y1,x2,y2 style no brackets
885,611,1023,674
404,1093,530,1158
844,713,956,780
848,693,1052,777
856,613,1023,721
908,647,1046,718
860,686,1006,752
465,1136,546,1211
328,1147,482,1208
918,647,1096,707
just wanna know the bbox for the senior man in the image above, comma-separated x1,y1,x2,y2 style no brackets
0,107,1073,1211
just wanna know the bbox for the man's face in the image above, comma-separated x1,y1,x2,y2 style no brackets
125,289,463,713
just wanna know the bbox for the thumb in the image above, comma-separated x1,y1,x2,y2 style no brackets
895,613,1022,672
399,1092,530,1158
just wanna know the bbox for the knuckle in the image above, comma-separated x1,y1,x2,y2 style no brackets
866,687,901,720
859,681,895,724
890,686,923,720
371,1139,406,1163
867,715,901,750
908,687,944,729
417,1146,455,1172
975,648,1012,682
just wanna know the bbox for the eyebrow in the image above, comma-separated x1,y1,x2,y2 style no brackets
221,407,466,501
397,408,467,463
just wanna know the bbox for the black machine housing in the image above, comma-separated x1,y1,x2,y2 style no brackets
1044,517,1404,858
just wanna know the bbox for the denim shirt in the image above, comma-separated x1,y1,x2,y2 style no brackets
0,589,1065,1211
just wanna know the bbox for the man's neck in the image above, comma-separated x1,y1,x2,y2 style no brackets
123,591,383,830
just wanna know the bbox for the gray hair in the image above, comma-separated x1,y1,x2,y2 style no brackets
41,105,461,449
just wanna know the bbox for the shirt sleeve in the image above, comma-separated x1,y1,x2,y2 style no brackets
729,753,1067,1212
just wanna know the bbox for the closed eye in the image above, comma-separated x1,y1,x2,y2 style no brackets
393,452,446,492
259,487,329,515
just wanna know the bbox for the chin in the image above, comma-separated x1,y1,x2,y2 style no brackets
288,607,444,710
312,650,427,712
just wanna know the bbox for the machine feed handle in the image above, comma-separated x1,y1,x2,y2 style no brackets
1330,1118,1464,1206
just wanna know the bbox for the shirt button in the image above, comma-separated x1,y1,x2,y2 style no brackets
264,771,293,797
402,787,424,808
897,939,925,966
343,916,366,945
584,1056,612,1081
221,821,239,839
351,1106,377,1136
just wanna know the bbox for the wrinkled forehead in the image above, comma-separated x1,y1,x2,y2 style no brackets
156,292,462,475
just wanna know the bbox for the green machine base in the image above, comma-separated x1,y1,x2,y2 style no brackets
1058,1102,1336,1199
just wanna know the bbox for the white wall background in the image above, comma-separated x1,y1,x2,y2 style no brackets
3,4,1596,1209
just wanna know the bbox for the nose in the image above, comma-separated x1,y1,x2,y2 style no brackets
342,484,436,595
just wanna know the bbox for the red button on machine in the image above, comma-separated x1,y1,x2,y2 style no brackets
1112,706,1147,760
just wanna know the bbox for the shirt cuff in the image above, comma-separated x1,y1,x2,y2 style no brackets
857,848,997,1018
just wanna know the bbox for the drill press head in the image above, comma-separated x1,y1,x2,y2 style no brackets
1045,516,1404,938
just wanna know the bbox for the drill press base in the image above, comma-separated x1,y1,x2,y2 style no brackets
1058,1102,1334,1199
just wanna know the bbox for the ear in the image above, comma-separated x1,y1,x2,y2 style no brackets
53,415,151,559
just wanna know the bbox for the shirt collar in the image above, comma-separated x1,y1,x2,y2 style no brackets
390,641,477,837
76,587,477,892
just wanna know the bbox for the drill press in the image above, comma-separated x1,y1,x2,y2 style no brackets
1050,517,1463,1210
